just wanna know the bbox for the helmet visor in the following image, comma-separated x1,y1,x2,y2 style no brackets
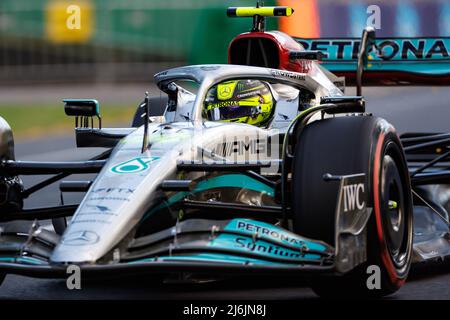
207,105,261,121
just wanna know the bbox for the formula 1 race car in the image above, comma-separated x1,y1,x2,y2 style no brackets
0,2,449,298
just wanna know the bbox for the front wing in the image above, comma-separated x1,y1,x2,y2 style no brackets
0,174,371,279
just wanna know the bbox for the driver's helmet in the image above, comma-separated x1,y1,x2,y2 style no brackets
203,79,274,127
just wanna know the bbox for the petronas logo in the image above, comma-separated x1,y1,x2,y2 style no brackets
111,157,160,174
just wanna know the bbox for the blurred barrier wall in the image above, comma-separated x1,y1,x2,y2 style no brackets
0,0,277,84
0,0,448,85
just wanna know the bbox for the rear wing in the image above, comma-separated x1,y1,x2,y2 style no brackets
296,36,450,86
226,2,450,87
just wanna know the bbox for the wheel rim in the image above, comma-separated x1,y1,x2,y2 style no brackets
380,151,410,270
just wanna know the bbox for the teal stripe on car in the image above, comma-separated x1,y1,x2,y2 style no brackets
224,218,327,253
209,234,322,261
128,253,291,266
142,174,274,221
0,257,45,265
296,38,450,75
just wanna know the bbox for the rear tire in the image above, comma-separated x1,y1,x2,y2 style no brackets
291,115,413,298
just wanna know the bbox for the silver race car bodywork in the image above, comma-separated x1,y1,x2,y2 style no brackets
1,4,450,298
52,64,343,264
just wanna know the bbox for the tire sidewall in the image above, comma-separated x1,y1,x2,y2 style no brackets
291,116,413,296
368,124,413,292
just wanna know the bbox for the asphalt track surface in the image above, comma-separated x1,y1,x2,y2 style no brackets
1,86,450,300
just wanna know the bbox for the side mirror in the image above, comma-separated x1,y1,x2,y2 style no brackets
64,99,100,117
320,96,365,114
63,99,102,129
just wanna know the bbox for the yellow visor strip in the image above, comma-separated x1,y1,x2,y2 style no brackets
227,6,294,18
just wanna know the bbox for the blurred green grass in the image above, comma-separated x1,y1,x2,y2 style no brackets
0,104,135,140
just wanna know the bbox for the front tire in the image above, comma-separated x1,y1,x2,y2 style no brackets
291,115,413,298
